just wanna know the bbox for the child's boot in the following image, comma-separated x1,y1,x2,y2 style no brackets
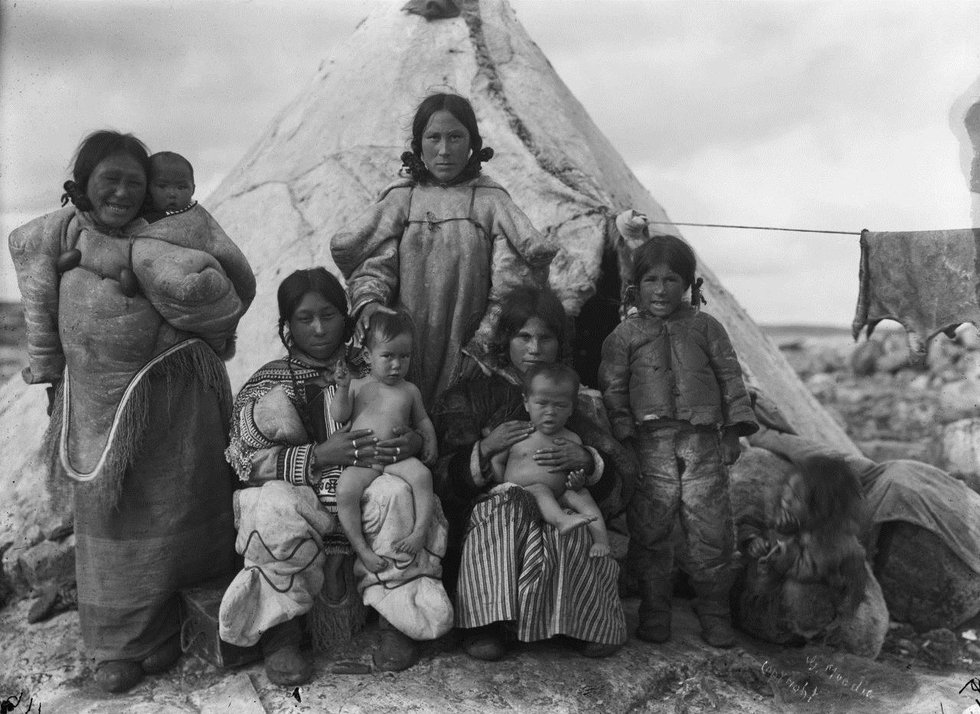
698,610,736,648
635,576,672,643
694,583,736,648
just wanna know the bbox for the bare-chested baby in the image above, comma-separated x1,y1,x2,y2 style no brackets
491,363,610,557
330,311,438,572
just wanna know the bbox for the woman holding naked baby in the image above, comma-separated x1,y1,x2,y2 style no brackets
490,361,610,557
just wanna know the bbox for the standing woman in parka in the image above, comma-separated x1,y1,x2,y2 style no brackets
331,92,558,409
8,131,254,693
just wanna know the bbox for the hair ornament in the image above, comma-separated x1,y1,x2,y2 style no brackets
61,180,90,209
399,150,426,180
623,283,638,307
692,277,707,307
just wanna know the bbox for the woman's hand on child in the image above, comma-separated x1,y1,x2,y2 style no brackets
316,428,378,468
355,302,398,344
374,425,423,466
720,428,741,465
533,437,591,474
479,420,535,459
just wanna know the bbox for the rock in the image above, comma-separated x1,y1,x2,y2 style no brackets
957,351,980,381
196,672,265,714
889,622,916,638
919,628,960,667
926,333,965,373
938,380,980,423
958,324,980,350
18,535,75,592
858,439,932,463
805,373,837,402
41,516,73,542
909,373,933,392
851,340,883,376
878,333,916,374
873,521,980,631
940,418,980,483
1,524,44,595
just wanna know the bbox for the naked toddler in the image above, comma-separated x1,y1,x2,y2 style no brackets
330,311,438,572
492,363,610,557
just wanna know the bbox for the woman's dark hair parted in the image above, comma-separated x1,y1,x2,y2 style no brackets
276,267,353,348
61,130,151,210
400,92,494,184
487,286,572,368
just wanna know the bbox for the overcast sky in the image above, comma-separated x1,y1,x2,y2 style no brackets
2,0,978,326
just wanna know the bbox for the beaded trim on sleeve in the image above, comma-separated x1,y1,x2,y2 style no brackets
279,443,313,487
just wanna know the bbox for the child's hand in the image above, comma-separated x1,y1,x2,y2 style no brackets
744,535,770,560
421,436,438,465
333,360,352,389
566,468,587,491
720,428,741,465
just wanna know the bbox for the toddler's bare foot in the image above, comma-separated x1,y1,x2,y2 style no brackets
355,546,388,573
557,514,596,535
589,542,611,558
392,530,425,557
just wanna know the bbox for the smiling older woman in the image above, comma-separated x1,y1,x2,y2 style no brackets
433,286,632,660
8,130,254,693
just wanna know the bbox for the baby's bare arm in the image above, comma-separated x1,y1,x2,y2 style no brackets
490,448,509,483
408,382,438,462
329,380,354,423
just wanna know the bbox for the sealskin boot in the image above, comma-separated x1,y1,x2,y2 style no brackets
698,613,736,648
694,583,737,649
95,660,143,693
635,576,672,643
141,634,181,674
261,618,312,686
373,616,418,671
463,623,507,661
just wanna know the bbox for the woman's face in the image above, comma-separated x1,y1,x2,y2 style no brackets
508,317,559,373
288,291,346,362
85,153,147,229
420,109,471,184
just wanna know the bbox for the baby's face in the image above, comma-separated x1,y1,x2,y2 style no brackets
523,375,575,436
149,159,195,213
364,333,412,386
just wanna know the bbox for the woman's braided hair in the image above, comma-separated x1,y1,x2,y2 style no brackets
399,93,494,185
60,130,151,211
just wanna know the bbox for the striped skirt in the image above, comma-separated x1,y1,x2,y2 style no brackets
455,484,626,645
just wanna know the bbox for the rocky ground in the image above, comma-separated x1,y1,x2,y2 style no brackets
3,305,980,713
